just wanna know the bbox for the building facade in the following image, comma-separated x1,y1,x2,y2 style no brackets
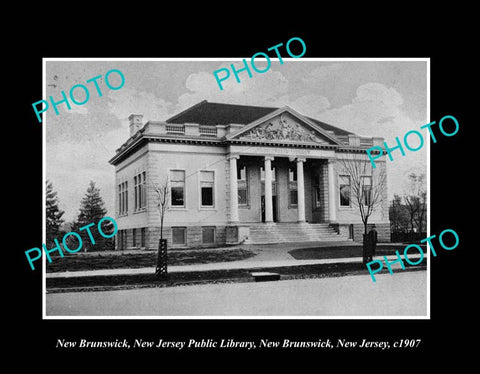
109,100,390,250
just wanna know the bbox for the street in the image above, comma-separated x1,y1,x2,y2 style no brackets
46,271,427,317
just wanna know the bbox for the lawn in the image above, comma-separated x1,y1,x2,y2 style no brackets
46,248,257,273
289,244,426,260
46,243,427,274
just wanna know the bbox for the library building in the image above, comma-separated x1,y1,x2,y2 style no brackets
109,100,390,250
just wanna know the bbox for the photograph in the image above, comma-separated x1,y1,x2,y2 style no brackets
42,58,429,318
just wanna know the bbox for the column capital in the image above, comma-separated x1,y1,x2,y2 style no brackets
296,157,307,163
227,153,240,160
264,156,275,162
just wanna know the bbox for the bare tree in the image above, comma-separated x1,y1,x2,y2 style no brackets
153,177,170,277
338,153,387,236
404,173,427,234
415,190,427,234
390,194,410,234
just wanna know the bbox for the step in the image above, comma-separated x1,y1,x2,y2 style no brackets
250,272,281,282
250,227,335,231
245,223,350,244
249,233,343,237
247,238,348,244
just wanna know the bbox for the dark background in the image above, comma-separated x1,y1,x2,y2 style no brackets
11,11,473,367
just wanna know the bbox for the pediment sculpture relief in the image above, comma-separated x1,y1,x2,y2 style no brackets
240,114,324,143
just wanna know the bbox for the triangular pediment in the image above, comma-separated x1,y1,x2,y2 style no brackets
226,107,341,145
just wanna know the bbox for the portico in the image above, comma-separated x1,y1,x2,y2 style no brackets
227,148,337,226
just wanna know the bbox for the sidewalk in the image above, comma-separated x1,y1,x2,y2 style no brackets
46,256,366,278
46,240,358,278
45,241,426,291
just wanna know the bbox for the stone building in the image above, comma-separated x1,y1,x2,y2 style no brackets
108,100,390,250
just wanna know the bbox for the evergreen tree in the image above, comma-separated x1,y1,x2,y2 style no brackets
46,180,65,246
73,181,114,251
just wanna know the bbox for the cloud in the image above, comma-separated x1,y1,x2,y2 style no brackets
353,82,403,107
287,94,331,118
108,87,173,123
176,66,289,111
302,63,344,83
317,82,409,139
315,82,427,201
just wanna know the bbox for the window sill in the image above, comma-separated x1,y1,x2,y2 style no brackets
134,208,147,214
169,207,188,211
199,207,216,211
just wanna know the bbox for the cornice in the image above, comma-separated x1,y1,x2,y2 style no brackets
110,134,376,165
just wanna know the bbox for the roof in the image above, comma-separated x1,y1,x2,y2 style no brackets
166,100,353,136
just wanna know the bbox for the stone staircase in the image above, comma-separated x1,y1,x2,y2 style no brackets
245,223,351,244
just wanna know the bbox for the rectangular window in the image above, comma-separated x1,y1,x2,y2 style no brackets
124,182,128,214
339,175,351,207
117,230,123,250
118,184,122,215
172,227,186,245
141,172,146,208
134,172,147,211
361,176,372,206
118,229,128,250
288,167,298,206
132,228,137,247
138,173,142,209
141,228,146,247
237,166,248,206
289,167,297,182
170,170,185,207
134,176,138,210
202,227,215,244
200,170,214,208
118,182,128,215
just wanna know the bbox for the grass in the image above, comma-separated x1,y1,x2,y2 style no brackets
46,243,427,274
289,244,426,260
46,248,257,273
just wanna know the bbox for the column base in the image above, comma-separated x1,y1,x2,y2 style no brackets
226,224,250,244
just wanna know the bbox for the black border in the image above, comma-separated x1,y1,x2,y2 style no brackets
13,22,472,364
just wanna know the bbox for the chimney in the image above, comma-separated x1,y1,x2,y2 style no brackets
128,114,144,136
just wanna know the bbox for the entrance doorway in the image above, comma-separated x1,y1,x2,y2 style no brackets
261,195,277,222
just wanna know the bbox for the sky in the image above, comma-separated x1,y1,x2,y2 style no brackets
45,59,428,222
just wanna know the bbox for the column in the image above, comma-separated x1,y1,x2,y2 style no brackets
296,158,306,223
327,159,336,222
264,156,274,223
228,154,239,223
